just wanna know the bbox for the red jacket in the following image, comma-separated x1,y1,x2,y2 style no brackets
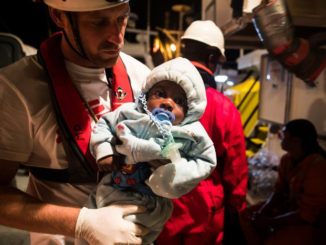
156,75,248,244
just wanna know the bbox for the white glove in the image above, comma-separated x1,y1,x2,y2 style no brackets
116,134,164,165
75,205,146,245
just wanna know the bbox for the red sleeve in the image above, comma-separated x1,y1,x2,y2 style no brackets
200,88,248,212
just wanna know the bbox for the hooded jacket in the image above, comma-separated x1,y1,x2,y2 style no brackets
90,57,216,199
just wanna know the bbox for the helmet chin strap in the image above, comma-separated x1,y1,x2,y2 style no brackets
63,12,89,60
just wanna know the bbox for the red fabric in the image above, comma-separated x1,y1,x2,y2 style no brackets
157,83,248,244
190,61,213,75
111,57,134,110
40,32,133,171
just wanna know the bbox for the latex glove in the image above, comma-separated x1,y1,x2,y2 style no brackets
116,135,164,165
75,205,147,245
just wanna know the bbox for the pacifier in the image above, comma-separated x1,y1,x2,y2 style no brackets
151,108,175,125
151,108,182,162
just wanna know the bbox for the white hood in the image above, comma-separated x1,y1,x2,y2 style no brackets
142,57,207,126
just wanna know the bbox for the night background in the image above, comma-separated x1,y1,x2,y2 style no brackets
0,0,239,68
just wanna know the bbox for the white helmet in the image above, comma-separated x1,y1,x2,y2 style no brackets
181,20,225,56
43,0,129,12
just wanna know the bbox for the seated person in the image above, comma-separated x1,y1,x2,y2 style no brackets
240,119,326,245
77,57,217,245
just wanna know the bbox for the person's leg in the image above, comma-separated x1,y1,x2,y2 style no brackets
96,184,173,245
183,232,223,245
239,203,265,245
223,206,247,245
184,234,203,245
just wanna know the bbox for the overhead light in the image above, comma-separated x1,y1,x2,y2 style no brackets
215,75,228,83
266,74,271,80
170,43,176,52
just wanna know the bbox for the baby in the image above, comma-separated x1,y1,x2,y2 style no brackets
80,57,216,245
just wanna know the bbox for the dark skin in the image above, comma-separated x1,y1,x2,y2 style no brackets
97,80,187,172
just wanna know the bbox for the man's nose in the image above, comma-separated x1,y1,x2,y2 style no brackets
105,23,124,46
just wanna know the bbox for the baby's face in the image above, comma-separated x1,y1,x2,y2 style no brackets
147,80,187,125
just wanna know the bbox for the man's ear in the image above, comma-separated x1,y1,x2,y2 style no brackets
207,54,220,73
208,53,226,65
48,7,66,29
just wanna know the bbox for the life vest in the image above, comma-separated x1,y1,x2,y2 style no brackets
30,32,133,183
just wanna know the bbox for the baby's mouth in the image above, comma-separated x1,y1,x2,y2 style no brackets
151,108,175,124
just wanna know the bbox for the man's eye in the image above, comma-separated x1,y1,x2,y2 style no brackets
118,15,129,25
91,20,107,27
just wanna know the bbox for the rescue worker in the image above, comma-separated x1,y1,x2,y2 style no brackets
156,20,248,245
0,0,150,244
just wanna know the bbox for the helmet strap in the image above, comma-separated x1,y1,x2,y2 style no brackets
64,12,89,60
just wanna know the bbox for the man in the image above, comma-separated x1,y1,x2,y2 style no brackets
0,0,150,244
156,20,248,245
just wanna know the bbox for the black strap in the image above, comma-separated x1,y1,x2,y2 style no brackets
29,167,70,183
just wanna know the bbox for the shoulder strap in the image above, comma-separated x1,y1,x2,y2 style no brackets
110,56,134,110
33,32,133,183
35,32,97,183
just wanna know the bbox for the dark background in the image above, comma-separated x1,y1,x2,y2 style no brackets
0,0,201,47
0,0,239,68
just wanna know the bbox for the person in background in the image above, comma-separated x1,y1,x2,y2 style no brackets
156,20,248,245
0,0,151,244
77,57,216,245
239,119,326,245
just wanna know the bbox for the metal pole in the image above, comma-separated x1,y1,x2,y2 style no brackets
146,0,151,54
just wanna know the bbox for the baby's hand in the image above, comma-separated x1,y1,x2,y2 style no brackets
97,155,123,172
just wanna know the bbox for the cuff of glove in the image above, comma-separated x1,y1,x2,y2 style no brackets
75,207,88,239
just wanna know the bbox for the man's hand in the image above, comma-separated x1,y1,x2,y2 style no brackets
75,204,148,245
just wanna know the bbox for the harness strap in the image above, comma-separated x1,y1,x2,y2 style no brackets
31,32,133,183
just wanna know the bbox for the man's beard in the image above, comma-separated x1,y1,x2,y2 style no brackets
86,52,119,68
88,43,121,68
